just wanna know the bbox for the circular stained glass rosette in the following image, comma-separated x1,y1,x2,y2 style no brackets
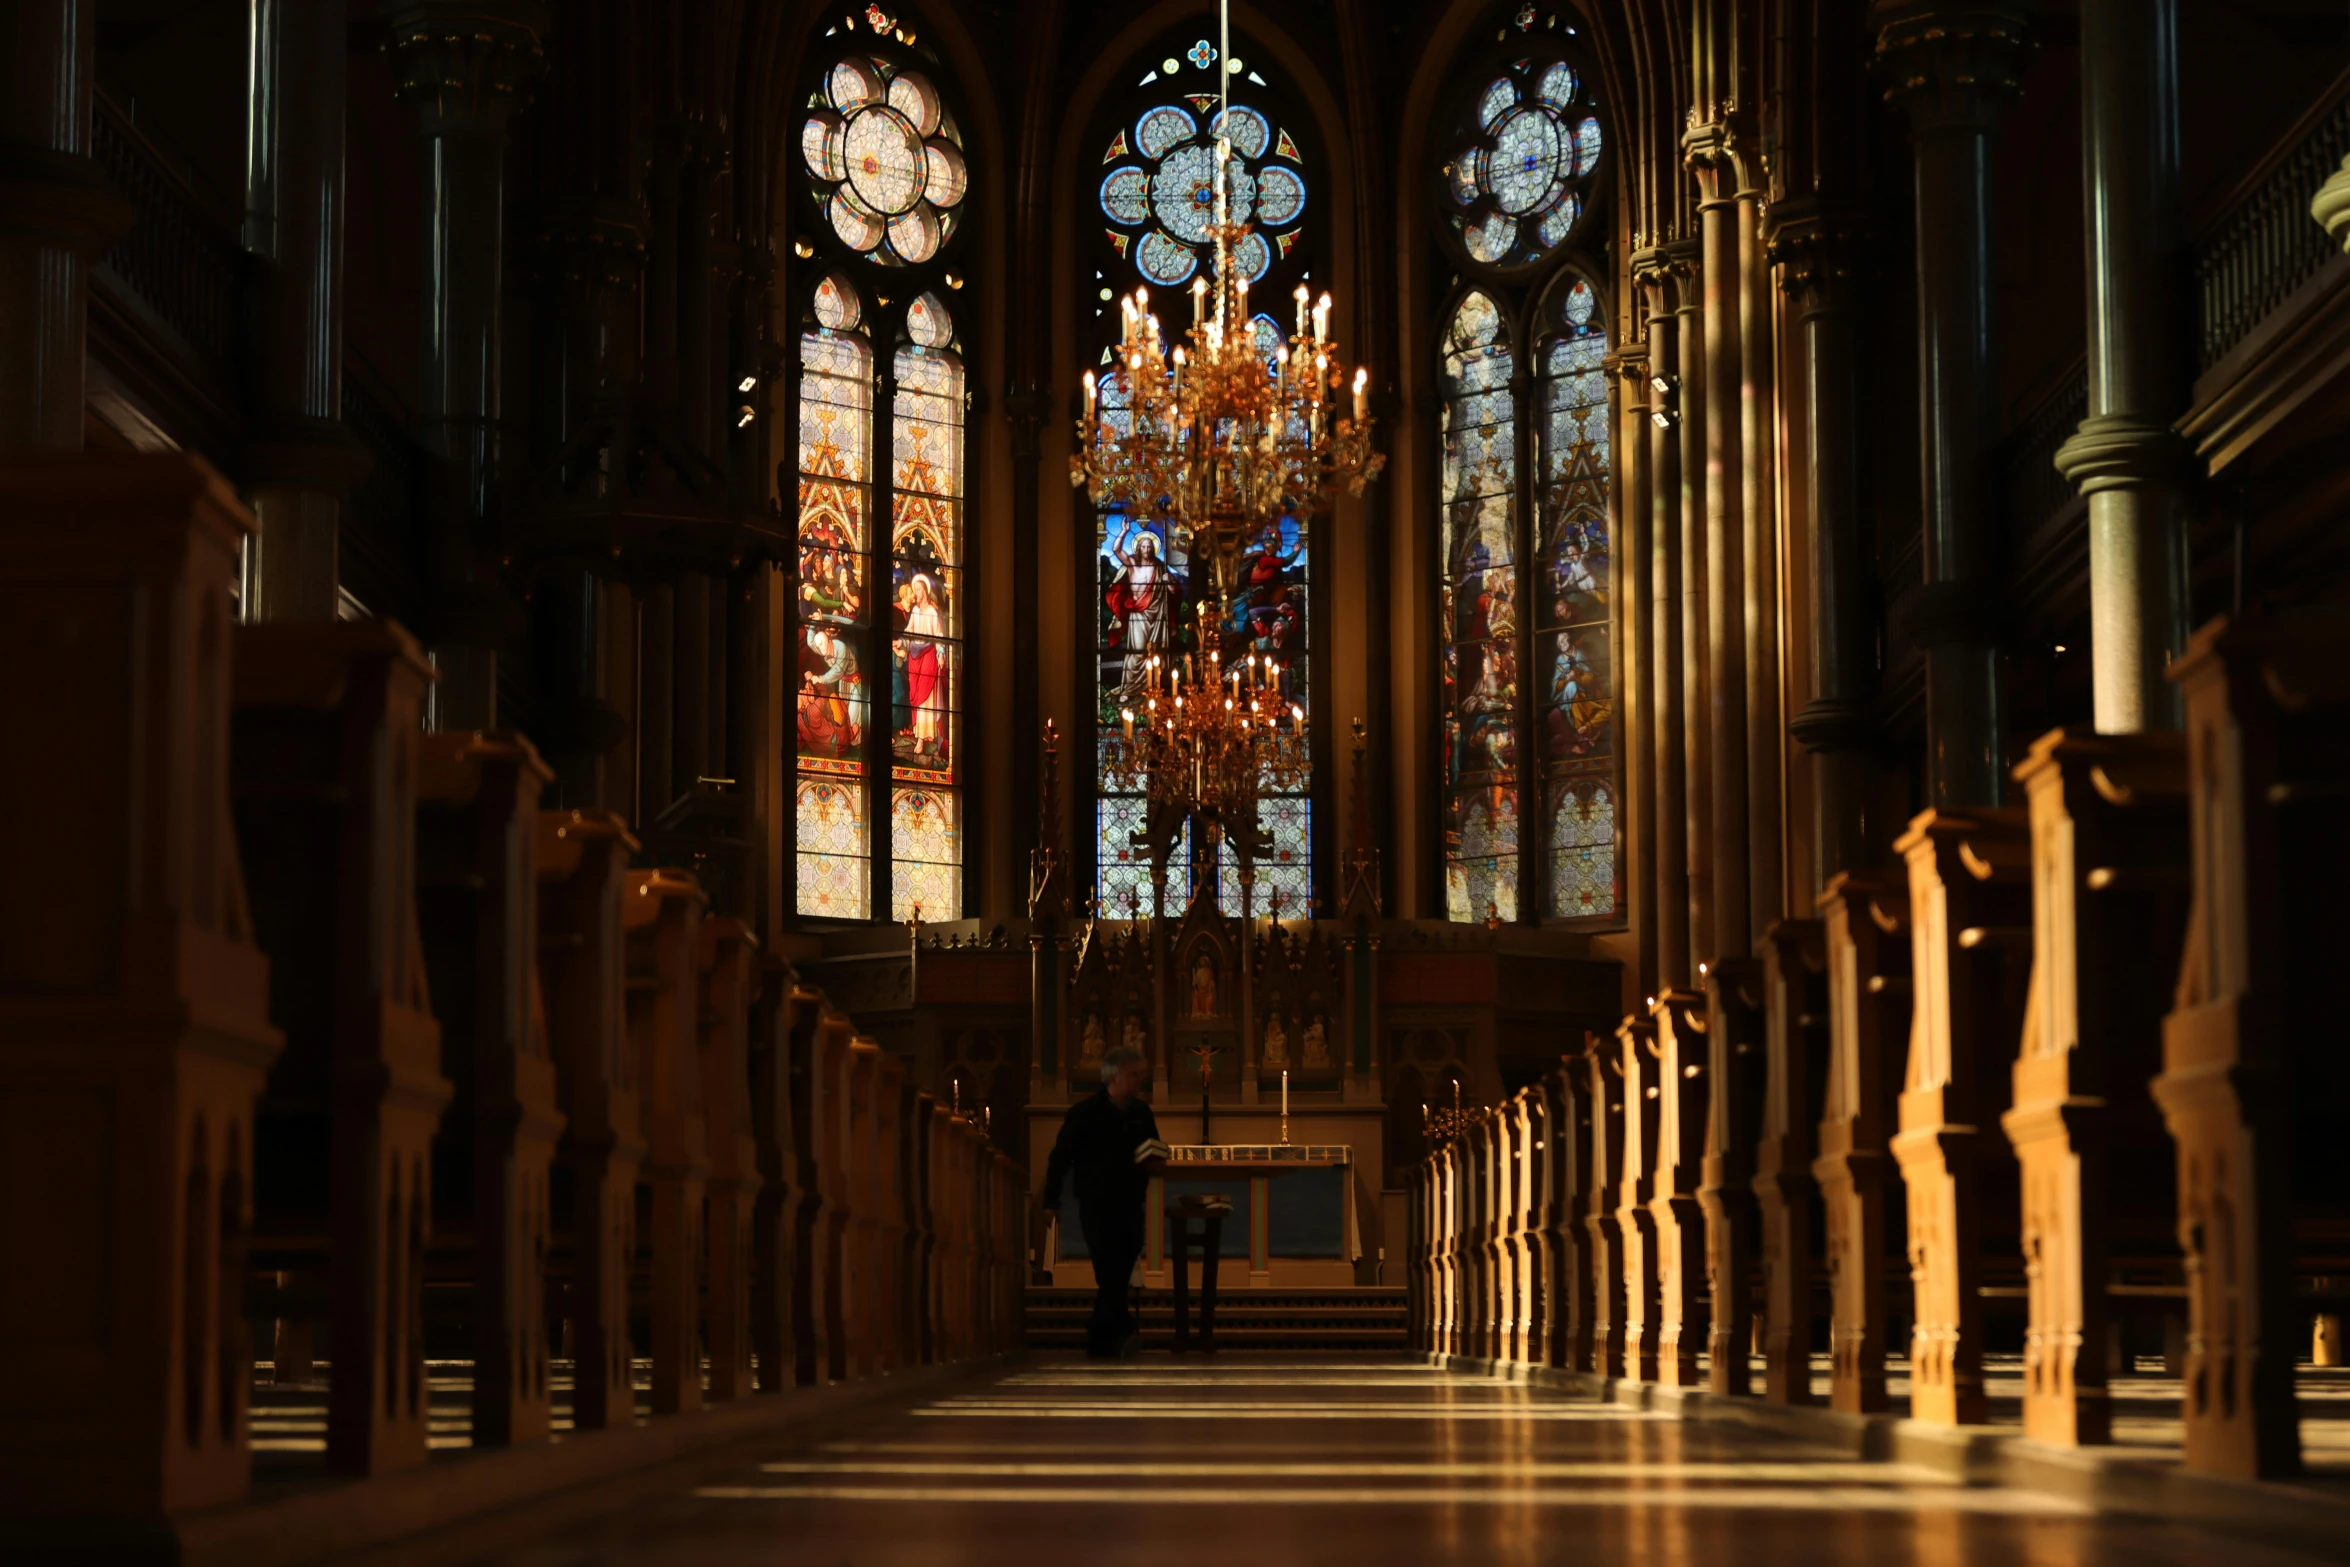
1210,105,1270,159
830,189,885,252
845,105,926,215
1216,229,1271,283
1444,55,1600,269
1153,143,1254,241
1488,108,1563,216
1137,229,1198,286
807,59,968,265
1537,193,1580,249
803,113,846,181
888,204,941,264
830,58,881,112
1463,211,1518,265
1137,104,1196,158
1101,165,1151,226
1257,164,1305,227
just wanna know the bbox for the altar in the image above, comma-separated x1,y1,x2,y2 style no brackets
1046,1143,1362,1289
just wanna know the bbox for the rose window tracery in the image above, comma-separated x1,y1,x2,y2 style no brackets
1440,54,1601,270
1099,98,1306,288
802,54,967,265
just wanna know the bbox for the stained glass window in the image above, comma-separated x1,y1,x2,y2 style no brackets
1088,29,1320,916
797,278,874,919
1535,278,1618,919
890,293,964,919
795,14,970,925
1440,291,1519,924
1438,45,1601,271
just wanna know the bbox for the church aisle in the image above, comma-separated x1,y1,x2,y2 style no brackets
489,1360,2333,1566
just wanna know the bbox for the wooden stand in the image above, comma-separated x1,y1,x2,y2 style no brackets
1167,1196,1232,1353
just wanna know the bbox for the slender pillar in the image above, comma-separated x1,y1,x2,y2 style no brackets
1876,3,2033,807
385,3,548,729
2052,0,2192,735
0,0,125,451
1672,241,1713,963
1685,126,1749,966
1770,203,1878,886
1614,348,1658,998
243,0,366,620
1635,252,1690,988
1737,159,1785,933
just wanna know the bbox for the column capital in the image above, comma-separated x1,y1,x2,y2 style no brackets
1680,113,1763,203
1764,198,1872,315
1872,2,2036,135
2051,412,2199,496
384,2,549,138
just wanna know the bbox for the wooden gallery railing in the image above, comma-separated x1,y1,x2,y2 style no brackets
0,454,1025,1540
1406,601,2350,1482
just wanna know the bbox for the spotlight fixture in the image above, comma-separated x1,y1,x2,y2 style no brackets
737,375,757,393
1651,408,1678,429
736,406,755,428
1650,372,1676,395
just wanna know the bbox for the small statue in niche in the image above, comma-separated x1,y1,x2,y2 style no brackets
1121,1012,1147,1059
1078,1011,1105,1067
1262,1010,1289,1069
1189,951,1219,1017
1303,1013,1331,1071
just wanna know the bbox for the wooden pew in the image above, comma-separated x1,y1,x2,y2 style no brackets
908,1090,938,1365
537,809,639,1429
2005,728,2189,1446
870,1050,907,1373
1892,806,2031,1425
748,957,811,1389
845,1038,883,1377
1495,1098,1526,1362
1616,1013,1662,1380
1582,1032,1630,1378
0,452,283,1519
697,916,762,1402
1700,958,1768,1396
416,731,562,1448
1649,991,1708,1386
1545,1053,1597,1373
1754,919,1830,1404
233,619,447,1476
1429,1142,1454,1354
1469,1111,1499,1359
1812,872,1908,1414
624,868,708,1416
2158,608,2350,1478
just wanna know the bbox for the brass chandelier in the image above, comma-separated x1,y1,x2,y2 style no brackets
1072,0,1384,859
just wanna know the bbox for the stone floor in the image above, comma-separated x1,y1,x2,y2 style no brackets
477,1359,2345,1566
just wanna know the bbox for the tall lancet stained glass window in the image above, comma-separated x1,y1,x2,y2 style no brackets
1439,291,1519,924
1534,279,1618,919
1431,8,1617,926
1088,28,1319,918
794,10,970,923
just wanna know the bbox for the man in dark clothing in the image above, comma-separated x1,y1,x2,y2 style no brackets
1042,1043,1166,1356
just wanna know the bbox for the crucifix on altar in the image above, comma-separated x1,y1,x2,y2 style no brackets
1186,1039,1226,1143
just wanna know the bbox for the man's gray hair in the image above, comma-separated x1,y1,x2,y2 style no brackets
1100,1043,1146,1081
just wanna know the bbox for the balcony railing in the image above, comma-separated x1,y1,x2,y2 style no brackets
2194,68,2350,374
90,91,246,394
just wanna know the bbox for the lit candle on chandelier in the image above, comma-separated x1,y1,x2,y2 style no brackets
1294,283,1310,340
1193,276,1208,328
1121,707,1134,742
1083,370,1096,421
1353,366,1369,425
1313,291,1331,343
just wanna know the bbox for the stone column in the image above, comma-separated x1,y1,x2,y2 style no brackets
1737,155,1785,935
385,2,547,729
1672,241,1714,962
1770,203,1878,885
2053,0,2192,735
0,0,126,451
1876,2,2034,808
1613,347,1658,998
1685,124,1749,967
1634,250,1690,990
242,0,366,620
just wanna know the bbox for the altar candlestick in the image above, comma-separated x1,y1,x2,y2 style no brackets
1281,1068,1289,1143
